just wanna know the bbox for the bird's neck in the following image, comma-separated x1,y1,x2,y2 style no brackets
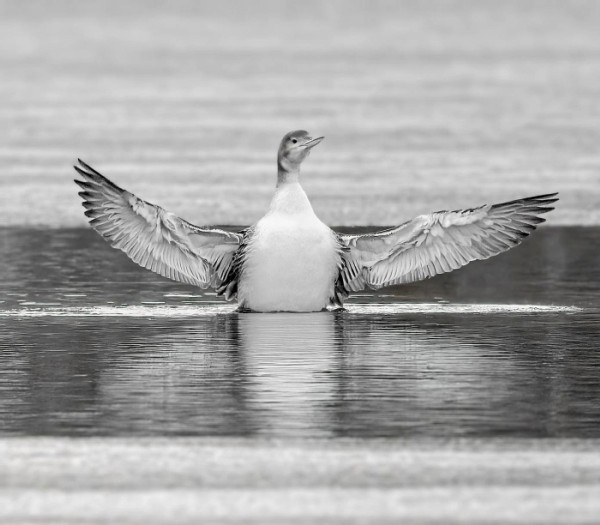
269,181,313,215
277,158,300,187
274,158,315,215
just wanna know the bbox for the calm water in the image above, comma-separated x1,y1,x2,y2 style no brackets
2,3,600,523
0,226,598,438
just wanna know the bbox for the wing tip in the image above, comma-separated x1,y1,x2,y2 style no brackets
491,191,560,212
73,164,93,180
73,158,106,180
73,160,127,195
77,158,101,175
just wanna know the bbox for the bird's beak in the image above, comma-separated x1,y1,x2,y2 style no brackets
301,136,324,149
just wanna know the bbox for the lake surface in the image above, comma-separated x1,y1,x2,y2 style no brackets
2,2,600,522
1,226,598,438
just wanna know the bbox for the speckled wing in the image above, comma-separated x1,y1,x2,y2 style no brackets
74,159,242,289
339,193,558,291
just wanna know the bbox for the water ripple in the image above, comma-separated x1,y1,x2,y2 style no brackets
0,303,582,317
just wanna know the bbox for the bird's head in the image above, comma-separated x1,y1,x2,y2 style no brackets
277,130,324,174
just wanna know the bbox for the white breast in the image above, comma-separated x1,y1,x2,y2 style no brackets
238,183,340,312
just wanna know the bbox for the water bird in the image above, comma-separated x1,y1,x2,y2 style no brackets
74,130,558,312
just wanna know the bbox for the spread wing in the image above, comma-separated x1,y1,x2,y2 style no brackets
339,193,558,291
74,159,242,289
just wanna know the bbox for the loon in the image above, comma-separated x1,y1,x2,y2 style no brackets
74,130,558,312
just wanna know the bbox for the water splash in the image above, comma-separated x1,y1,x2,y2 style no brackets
0,303,582,317
350,303,582,314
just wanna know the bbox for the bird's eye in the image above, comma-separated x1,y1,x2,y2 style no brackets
291,139,297,144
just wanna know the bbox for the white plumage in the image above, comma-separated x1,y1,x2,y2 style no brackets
238,182,340,312
74,130,558,312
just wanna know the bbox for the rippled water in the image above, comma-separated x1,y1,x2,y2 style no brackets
1,227,599,438
2,3,599,523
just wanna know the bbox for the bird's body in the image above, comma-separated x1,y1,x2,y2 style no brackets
238,182,340,312
74,130,558,312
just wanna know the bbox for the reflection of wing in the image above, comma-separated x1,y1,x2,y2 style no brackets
339,193,558,290
74,159,241,289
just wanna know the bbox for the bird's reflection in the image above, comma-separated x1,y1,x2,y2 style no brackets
2,308,600,437
233,312,341,437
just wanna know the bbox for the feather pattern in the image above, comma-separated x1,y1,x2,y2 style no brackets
339,193,558,290
74,159,241,290
216,226,254,301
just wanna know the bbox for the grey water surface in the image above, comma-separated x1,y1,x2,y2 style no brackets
3,1,600,522
0,226,598,438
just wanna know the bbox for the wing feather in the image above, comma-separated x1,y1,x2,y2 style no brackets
340,193,558,290
74,159,241,289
